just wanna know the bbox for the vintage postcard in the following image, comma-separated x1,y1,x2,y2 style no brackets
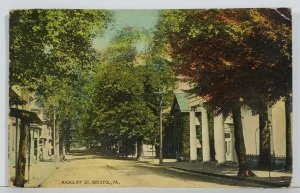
8,9,292,188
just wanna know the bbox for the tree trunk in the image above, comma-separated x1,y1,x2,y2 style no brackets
257,105,271,170
136,137,143,160
59,121,71,160
53,112,60,163
122,139,129,158
285,96,292,170
65,122,71,154
59,134,65,161
14,120,29,187
208,111,216,161
155,144,160,158
232,104,255,177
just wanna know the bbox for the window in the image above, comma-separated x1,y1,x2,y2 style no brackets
225,133,230,138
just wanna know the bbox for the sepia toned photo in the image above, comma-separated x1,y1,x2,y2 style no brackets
8,9,292,188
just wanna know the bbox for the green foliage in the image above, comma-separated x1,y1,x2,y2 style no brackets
9,10,175,154
76,27,176,150
10,9,112,148
9,9,112,121
10,9,112,87
174,113,190,157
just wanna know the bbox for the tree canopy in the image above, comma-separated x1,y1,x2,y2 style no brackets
155,9,291,114
10,9,112,87
74,27,176,152
154,8,292,177
9,9,292,179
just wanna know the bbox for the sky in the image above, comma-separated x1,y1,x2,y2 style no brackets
93,10,160,51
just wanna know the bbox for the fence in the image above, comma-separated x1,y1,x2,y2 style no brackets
247,154,289,170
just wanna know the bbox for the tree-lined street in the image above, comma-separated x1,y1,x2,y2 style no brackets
8,9,292,188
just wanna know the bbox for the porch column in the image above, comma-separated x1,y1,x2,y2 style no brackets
201,107,210,162
30,129,34,162
268,108,274,156
214,113,226,163
189,107,197,161
36,129,40,163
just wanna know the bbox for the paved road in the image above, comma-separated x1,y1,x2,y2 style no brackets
41,151,244,188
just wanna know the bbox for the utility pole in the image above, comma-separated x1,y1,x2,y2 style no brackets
27,125,31,183
15,117,18,182
154,63,166,165
154,90,165,165
53,109,59,167
159,97,163,165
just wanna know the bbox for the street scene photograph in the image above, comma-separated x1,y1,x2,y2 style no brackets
8,9,292,188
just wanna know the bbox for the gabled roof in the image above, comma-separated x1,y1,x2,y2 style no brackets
174,93,190,112
173,93,201,113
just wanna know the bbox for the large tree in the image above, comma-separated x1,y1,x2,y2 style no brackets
236,9,292,170
9,9,111,187
78,27,176,158
154,9,291,176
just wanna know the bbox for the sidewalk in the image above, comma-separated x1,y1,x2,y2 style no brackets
9,160,59,188
24,160,59,188
139,157,292,187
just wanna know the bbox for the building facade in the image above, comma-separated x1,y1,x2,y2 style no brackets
8,85,55,184
165,91,291,168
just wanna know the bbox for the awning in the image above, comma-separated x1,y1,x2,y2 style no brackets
9,108,43,125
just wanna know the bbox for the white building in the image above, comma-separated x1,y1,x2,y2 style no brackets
186,94,290,164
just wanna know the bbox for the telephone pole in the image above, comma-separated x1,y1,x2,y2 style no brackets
154,63,166,165
154,90,166,165
159,96,163,165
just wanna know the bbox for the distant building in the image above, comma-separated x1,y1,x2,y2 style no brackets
142,144,156,157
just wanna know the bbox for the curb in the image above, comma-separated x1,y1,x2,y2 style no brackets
169,166,290,188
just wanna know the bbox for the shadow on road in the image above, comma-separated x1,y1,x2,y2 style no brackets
134,163,265,187
65,150,140,161
64,150,267,188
